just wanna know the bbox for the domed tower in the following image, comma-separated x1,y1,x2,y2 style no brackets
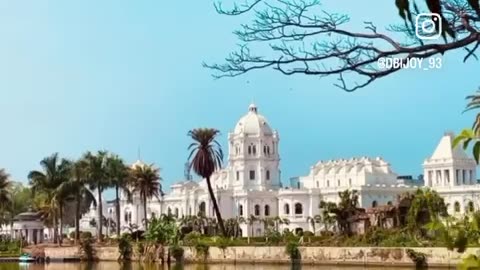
228,103,281,191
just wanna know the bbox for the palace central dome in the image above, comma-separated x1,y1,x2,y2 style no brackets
233,103,273,136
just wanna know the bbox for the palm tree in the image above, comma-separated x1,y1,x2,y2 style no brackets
58,160,96,244
82,151,110,242
454,90,480,164
105,154,130,235
187,128,227,237
28,153,70,244
0,169,11,212
129,163,162,229
273,216,289,232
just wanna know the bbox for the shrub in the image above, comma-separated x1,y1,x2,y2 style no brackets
216,237,231,250
183,231,201,246
285,241,300,260
118,234,132,260
80,231,92,240
406,248,427,268
80,237,95,261
266,230,282,245
194,241,209,260
170,245,184,261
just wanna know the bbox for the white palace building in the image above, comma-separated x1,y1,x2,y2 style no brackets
79,104,480,236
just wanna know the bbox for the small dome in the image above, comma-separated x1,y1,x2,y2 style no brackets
234,103,273,136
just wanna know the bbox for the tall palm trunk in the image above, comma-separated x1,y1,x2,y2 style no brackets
115,185,121,235
53,212,58,244
143,193,148,229
97,187,103,242
205,176,226,237
58,203,63,246
75,193,81,245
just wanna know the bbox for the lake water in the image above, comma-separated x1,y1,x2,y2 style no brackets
0,262,418,270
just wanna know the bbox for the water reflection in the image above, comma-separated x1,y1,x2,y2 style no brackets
0,262,418,270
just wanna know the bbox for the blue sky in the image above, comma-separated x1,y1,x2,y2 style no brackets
0,1,478,197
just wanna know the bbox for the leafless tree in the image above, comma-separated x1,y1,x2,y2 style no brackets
204,0,480,91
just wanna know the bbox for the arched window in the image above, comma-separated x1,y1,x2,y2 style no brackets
267,146,270,154
254,204,260,216
167,207,172,215
372,201,378,208
263,145,267,155
128,212,132,223
284,204,290,215
248,146,252,155
266,170,270,180
294,203,303,215
239,204,244,216
174,208,179,217
264,205,270,216
189,207,192,216
124,212,129,222
468,201,475,212
454,201,460,212
252,145,257,155
199,202,206,215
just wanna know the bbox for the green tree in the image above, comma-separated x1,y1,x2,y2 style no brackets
129,163,162,229
0,169,12,222
247,214,257,242
187,128,227,237
454,90,480,164
407,188,448,234
82,151,110,242
58,160,96,244
105,154,131,235
28,153,70,244
307,215,322,235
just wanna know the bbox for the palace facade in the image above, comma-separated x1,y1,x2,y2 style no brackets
79,104,479,236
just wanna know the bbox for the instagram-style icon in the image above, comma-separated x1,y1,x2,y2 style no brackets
415,13,442,40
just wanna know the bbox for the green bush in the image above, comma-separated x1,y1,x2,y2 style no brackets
183,231,201,246
266,230,282,245
285,241,300,260
170,245,184,261
118,234,132,260
80,231,92,239
194,241,209,260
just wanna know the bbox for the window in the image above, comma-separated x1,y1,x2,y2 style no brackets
456,169,460,185
167,207,172,215
254,204,260,216
284,204,290,215
239,204,243,216
294,203,303,215
248,146,251,155
372,201,378,208
252,145,257,155
249,170,255,180
454,201,460,212
199,202,206,215
175,208,179,217
267,146,270,154
264,205,270,216
236,171,240,181
266,170,270,180
263,145,267,155
444,169,450,183
124,212,128,222
468,201,475,212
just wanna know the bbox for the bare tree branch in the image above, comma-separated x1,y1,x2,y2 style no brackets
205,0,480,92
